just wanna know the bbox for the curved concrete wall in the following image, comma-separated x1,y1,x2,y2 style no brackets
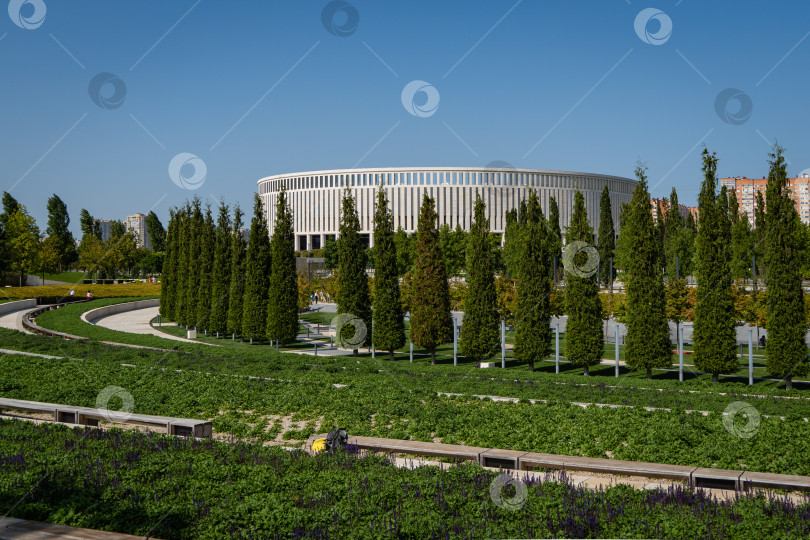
258,167,636,250
81,298,160,325
0,298,36,317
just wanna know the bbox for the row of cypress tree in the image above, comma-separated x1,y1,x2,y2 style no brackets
160,191,299,344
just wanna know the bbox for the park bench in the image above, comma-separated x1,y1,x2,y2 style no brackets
519,453,696,482
0,397,212,438
306,434,810,492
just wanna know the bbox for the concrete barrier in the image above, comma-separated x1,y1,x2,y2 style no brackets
82,298,160,325
0,299,35,317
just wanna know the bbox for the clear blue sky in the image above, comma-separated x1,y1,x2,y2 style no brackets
2,0,809,237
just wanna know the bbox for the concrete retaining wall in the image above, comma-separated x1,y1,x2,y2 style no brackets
0,299,36,317
81,298,160,325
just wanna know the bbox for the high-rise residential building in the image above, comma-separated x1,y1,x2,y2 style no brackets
721,174,810,225
126,213,150,249
650,198,690,222
94,219,114,242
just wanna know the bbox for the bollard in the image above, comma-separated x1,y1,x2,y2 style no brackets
276,340,279,353
453,323,457,366
232,333,235,341
410,341,413,363
615,324,619,378
748,328,753,386
314,343,318,356
678,326,684,382
555,323,560,374
501,320,505,369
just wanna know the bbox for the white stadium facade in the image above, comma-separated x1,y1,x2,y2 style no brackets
257,167,637,251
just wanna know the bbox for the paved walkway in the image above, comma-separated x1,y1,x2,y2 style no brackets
0,306,37,334
94,305,208,345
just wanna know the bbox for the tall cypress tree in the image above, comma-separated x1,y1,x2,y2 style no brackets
460,192,500,367
336,189,371,355
753,191,767,279
514,189,552,370
624,166,671,378
209,202,231,337
693,149,738,383
763,145,808,390
226,206,247,338
182,199,203,328
173,205,190,326
241,195,271,343
663,187,684,279
548,195,562,281
503,208,522,278
563,191,604,375
195,205,216,332
597,185,615,287
372,186,406,360
410,193,453,364
159,208,177,320
267,189,299,344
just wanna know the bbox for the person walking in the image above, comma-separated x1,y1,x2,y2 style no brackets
69,289,75,301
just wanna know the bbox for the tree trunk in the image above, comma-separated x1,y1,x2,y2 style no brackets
584,365,590,376
352,349,358,357
785,376,793,391
430,350,436,365
712,373,719,384
389,350,395,362
646,368,652,379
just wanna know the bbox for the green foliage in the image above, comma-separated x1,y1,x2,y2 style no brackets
267,189,299,344
693,149,738,381
158,208,176,317
2,419,809,539
763,145,808,389
226,206,247,337
208,203,231,336
623,166,671,377
241,195,271,342
502,208,521,278
182,200,204,327
439,223,467,277
663,187,694,279
174,203,191,326
513,190,552,370
195,206,216,332
548,196,562,277
45,194,76,270
393,227,414,277
597,185,615,286
563,191,604,375
730,195,753,280
336,189,371,351
323,235,338,270
5,205,40,286
145,210,165,251
372,187,405,358
409,194,452,363
460,193,500,365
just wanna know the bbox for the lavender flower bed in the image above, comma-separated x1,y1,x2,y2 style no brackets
0,419,808,538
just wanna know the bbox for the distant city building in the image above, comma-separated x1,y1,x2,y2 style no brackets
721,174,810,225
126,213,150,249
238,228,250,243
650,198,690,222
94,219,114,242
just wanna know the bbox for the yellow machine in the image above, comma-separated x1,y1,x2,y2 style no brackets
311,438,327,453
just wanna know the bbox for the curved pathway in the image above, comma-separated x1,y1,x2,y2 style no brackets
0,306,38,334
94,305,210,345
